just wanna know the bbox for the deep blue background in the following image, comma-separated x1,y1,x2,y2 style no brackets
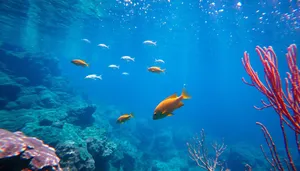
0,0,299,156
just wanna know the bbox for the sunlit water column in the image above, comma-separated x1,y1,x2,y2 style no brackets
63,21,83,60
0,1,26,47
21,0,40,53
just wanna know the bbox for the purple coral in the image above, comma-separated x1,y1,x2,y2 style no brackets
0,129,62,171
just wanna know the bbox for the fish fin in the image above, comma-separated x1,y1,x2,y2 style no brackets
177,101,184,108
164,93,177,100
181,88,191,99
167,113,173,117
162,110,168,114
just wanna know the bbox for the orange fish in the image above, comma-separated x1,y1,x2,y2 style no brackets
148,66,165,73
116,113,134,124
71,59,89,67
153,88,191,120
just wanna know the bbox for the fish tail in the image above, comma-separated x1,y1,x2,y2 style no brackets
162,69,166,74
130,113,134,118
86,63,89,67
154,41,157,46
117,65,120,69
132,58,135,62
181,88,191,99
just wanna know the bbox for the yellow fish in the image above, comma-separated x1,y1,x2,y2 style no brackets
148,66,165,73
71,59,89,67
153,88,191,120
116,113,134,124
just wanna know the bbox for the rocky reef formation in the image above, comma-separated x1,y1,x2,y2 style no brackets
0,42,117,171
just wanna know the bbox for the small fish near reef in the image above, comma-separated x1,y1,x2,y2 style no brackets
121,56,135,62
148,66,165,73
71,59,89,67
81,38,91,43
122,72,129,75
155,58,165,64
116,113,134,124
153,88,191,120
108,64,120,69
85,74,102,80
143,40,157,46
97,43,109,49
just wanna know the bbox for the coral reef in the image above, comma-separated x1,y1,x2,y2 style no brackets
0,128,62,171
242,44,300,170
0,42,108,170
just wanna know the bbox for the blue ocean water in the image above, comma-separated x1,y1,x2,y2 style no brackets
0,0,299,170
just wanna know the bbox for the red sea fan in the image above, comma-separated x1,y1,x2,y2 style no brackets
0,129,62,171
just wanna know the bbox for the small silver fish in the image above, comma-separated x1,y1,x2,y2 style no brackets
108,64,120,69
143,40,157,46
97,43,109,49
155,59,165,63
85,74,102,80
82,39,91,43
121,56,135,62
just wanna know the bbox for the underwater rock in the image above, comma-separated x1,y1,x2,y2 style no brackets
0,109,36,132
0,97,7,108
135,119,155,148
35,85,48,93
152,131,173,154
110,139,142,171
151,158,188,171
52,121,64,129
22,124,62,147
0,82,21,100
56,141,95,171
4,101,18,110
87,137,117,159
15,76,30,85
0,42,60,86
67,105,96,127
226,143,267,170
15,94,39,109
86,137,117,170
0,72,21,107
37,89,59,108
0,128,62,171
48,76,73,92
39,117,54,126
